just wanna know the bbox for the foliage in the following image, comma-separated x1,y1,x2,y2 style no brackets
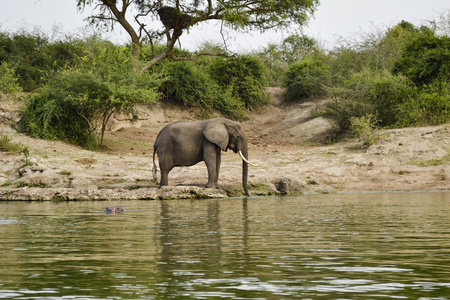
76,0,319,69
0,31,84,91
207,55,269,109
19,41,161,148
282,52,329,102
276,20,449,133
393,27,450,86
154,53,269,119
259,34,318,86
325,69,416,130
0,62,22,95
156,60,245,120
350,114,379,146
395,82,450,127
0,134,24,153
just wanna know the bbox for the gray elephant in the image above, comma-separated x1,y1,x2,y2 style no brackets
152,118,254,196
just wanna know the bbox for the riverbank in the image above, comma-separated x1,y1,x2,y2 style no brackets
1,89,449,200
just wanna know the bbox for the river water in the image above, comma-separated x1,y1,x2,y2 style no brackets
0,192,449,299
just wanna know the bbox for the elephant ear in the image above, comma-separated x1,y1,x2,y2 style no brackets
203,119,229,151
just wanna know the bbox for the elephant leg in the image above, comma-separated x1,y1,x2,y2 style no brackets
216,148,221,182
204,144,220,188
158,152,172,186
160,168,169,186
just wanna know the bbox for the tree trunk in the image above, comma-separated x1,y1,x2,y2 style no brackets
103,1,141,66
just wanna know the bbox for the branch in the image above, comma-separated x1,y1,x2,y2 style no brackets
140,33,179,73
220,20,229,52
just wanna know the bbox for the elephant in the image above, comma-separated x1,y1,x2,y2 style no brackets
152,118,254,196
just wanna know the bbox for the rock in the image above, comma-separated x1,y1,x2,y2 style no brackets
287,117,337,143
0,110,20,127
159,186,228,199
98,182,156,190
16,170,66,188
273,177,305,194
0,185,228,201
68,176,99,189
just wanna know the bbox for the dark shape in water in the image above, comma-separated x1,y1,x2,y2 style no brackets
104,206,125,214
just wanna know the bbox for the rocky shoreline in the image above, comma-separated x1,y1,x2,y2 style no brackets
0,186,229,201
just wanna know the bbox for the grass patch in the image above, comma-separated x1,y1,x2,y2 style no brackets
433,173,447,181
248,182,271,191
103,173,120,177
58,170,72,176
1,181,13,187
409,154,450,167
16,182,50,188
0,135,24,153
76,158,97,165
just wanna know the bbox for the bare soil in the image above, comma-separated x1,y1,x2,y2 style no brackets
1,89,449,200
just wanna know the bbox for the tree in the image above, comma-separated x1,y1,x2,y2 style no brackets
19,41,161,149
76,0,319,71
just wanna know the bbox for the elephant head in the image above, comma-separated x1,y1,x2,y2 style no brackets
203,118,252,196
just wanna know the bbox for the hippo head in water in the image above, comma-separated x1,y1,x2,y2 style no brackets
104,206,125,214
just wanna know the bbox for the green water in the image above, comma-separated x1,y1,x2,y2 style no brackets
0,192,449,299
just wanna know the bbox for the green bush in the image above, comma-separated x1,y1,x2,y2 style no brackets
20,90,96,147
282,54,329,102
350,114,379,146
0,134,24,153
325,69,416,130
396,82,450,127
19,42,161,148
259,34,318,86
0,31,84,91
156,59,248,120
393,28,450,86
0,62,22,94
207,55,269,110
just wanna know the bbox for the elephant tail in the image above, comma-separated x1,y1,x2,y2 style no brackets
152,147,158,182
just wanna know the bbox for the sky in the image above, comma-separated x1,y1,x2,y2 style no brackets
0,0,449,52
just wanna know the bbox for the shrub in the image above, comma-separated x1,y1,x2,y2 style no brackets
350,114,379,146
0,134,24,153
259,34,318,86
19,42,161,148
282,54,329,102
0,31,84,91
396,82,450,127
393,28,450,87
207,55,269,110
157,60,246,119
20,90,96,147
0,62,22,94
325,69,416,130
4,32,50,91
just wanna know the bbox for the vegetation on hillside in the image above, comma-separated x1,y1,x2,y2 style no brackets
0,14,449,148
280,20,450,132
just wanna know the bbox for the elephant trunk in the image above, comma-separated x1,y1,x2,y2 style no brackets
240,139,250,197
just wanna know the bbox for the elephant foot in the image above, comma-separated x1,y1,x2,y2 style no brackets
205,182,219,189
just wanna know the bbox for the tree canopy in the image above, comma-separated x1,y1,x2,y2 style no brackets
76,0,319,71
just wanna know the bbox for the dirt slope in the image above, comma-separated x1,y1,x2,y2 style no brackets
1,90,449,200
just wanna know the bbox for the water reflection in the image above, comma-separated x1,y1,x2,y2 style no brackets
0,192,449,299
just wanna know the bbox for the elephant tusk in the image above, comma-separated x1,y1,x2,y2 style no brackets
239,151,259,167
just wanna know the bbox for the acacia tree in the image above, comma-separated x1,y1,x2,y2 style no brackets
76,0,319,71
